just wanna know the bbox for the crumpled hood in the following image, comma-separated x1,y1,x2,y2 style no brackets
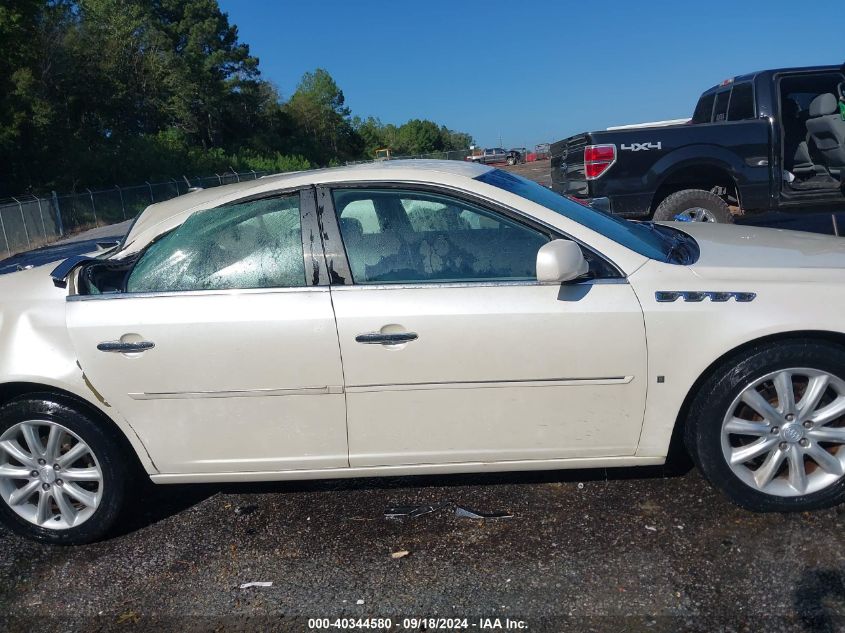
668,222,845,281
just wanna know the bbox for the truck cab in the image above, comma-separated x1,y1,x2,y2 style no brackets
551,64,845,223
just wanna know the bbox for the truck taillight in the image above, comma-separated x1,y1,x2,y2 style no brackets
584,144,616,180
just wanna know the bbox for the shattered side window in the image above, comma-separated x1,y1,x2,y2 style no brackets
126,194,305,292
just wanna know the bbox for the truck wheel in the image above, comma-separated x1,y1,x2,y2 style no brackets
653,189,734,224
506,156,516,166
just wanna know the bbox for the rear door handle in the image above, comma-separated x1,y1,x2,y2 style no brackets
355,332,418,345
97,341,155,353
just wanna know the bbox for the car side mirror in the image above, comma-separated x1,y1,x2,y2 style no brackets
536,239,589,284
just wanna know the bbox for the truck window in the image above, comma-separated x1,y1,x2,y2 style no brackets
713,90,730,122
778,71,845,185
727,83,755,121
692,93,716,124
779,73,845,113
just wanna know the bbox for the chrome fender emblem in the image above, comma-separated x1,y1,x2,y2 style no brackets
655,291,756,303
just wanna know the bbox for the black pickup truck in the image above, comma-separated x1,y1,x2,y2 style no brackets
551,64,845,223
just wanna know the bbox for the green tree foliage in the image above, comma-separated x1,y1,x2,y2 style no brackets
286,68,362,164
0,1,473,195
353,117,475,158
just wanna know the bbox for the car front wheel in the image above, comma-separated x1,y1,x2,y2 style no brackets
685,340,845,512
0,397,128,544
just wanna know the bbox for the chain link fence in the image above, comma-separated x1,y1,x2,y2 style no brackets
0,170,270,258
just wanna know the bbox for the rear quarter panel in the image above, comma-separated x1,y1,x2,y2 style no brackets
0,267,157,473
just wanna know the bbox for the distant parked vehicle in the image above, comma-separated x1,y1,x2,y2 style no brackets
533,143,550,160
551,63,845,223
467,148,522,166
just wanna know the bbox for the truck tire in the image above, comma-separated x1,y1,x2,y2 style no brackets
653,189,734,224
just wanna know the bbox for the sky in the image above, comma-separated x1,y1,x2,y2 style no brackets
219,0,844,150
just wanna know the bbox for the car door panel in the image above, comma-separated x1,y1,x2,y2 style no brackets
323,185,648,467
67,289,347,473
332,282,647,467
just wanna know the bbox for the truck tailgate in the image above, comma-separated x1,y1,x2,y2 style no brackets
550,134,589,198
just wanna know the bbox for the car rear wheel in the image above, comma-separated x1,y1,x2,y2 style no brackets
0,397,128,544
506,156,516,166
653,189,734,223
685,340,845,512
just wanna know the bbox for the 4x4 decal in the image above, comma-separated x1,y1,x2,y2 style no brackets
621,142,662,152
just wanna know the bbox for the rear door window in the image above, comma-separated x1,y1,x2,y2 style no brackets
127,194,305,292
713,90,731,122
727,83,755,121
692,93,716,123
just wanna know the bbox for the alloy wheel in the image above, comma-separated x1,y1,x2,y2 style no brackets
721,368,845,497
0,420,103,529
675,207,717,222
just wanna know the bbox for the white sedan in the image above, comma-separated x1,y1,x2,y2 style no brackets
2,160,845,544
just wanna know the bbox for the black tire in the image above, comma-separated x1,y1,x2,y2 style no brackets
506,156,516,166
684,340,845,512
0,396,128,544
653,189,734,223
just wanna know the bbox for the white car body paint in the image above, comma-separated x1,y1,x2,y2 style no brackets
0,160,844,485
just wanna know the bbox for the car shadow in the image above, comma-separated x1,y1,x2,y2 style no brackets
113,447,694,539
793,568,845,632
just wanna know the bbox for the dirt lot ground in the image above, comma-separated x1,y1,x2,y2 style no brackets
1,162,845,632
502,159,553,187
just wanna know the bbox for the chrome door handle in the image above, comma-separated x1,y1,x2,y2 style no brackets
97,341,155,353
355,332,418,345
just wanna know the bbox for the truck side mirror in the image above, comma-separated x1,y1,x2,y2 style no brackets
536,239,589,284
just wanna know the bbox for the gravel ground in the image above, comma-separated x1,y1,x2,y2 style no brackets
1,467,844,632
2,163,845,632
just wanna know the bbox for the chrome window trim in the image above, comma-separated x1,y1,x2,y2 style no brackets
66,286,330,302
328,277,627,292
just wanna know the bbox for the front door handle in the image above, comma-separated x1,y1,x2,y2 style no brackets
355,332,418,345
97,341,155,353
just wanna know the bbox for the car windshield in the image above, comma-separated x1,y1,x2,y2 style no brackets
475,169,695,263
